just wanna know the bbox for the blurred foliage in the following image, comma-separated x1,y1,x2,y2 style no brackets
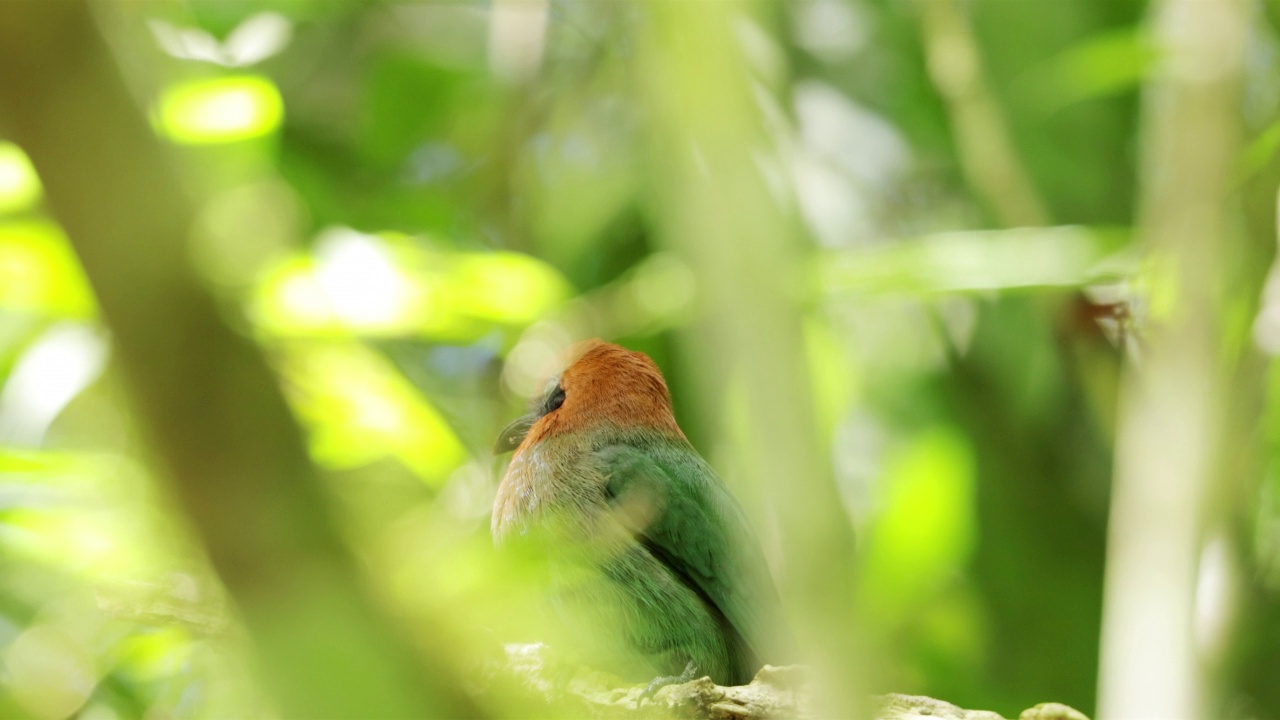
0,0,1278,719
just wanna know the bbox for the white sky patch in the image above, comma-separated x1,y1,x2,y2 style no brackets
795,81,910,188
488,0,548,83
792,81,910,247
150,12,293,67
0,324,108,446
312,227,412,329
794,0,868,62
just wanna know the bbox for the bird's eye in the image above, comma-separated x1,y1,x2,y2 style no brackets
542,385,566,415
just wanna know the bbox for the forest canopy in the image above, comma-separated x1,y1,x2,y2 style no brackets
0,1,1277,719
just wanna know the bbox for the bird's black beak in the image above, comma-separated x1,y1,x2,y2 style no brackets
494,413,536,454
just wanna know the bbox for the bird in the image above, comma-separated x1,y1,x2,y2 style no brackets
492,340,786,688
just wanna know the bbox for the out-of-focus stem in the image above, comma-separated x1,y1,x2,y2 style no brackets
0,3,475,717
1097,0,1249,718
917,0,1050,227
636,2,862,715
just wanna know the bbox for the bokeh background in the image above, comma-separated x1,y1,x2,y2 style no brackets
0,0,1277,718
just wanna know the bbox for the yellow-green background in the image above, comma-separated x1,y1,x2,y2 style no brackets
0,1,1276,718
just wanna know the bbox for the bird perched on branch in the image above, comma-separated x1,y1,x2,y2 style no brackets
492,340,786,687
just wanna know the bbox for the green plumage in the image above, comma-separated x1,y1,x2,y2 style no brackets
493,341,786,686
495,427,784,686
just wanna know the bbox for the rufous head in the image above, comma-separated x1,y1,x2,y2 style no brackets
494,340,685,455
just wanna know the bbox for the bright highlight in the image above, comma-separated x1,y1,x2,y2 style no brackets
156,75,284,144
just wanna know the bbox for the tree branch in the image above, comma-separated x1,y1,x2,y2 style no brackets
489,643,1090,720
0,3,474,717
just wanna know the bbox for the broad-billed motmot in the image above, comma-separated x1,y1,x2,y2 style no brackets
492,340,786,687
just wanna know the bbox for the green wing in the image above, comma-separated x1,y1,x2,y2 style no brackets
596,442,785,672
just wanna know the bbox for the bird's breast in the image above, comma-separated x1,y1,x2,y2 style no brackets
492,437,601,541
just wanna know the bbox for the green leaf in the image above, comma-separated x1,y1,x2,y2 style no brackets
0,143,41,215
820,225,1134,296
275,340,468,484
0,221,95,317
155,75,284,145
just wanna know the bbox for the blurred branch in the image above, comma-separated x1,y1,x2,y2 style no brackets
820,226,1134,297
635,2,861,714
490,644,1090,720
916,0,1050,227
1097,0,1252,718
0,3,475,717
94,576,230,637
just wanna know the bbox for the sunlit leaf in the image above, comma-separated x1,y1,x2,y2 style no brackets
0,450,172,583
113,627,192,682
252,229,572,340
1235,119,1280,187
4,510,123,573
0,221,96,317
0,448,83,475
1013,28,1155,118
3,624,97,719
805,319,856,438
0,143,42,215
821,226,1133,296
277,341,468,484
859,428,976,613
444,252,571,324
0,323,108,447
155,75,284,144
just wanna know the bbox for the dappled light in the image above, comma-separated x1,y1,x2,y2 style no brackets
155,75,284,145
0,0,1275,719
251,228,571,339
0,144,41,215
